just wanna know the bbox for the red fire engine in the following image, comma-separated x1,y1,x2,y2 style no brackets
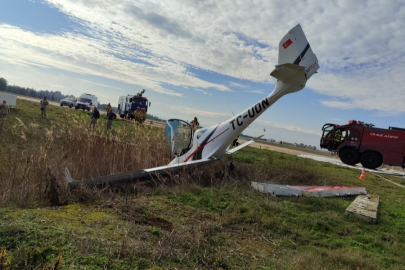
320,120,405,169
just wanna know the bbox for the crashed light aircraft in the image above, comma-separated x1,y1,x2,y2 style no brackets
66,24,320,188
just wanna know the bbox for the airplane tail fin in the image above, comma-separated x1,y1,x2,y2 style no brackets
276,24,319,80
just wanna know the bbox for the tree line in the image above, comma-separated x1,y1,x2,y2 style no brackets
0,77,70,101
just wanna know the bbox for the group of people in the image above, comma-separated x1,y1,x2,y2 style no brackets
0,96,121,132
1,97,48,131
89,103,117,131
134,107,147,124
38,96,118,131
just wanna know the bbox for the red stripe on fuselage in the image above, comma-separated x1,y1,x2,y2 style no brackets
184,128,230,162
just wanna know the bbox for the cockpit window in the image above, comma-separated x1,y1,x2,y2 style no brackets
164,119,192,156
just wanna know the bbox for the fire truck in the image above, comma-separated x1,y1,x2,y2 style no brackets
320,120,405,169
117,93,150,120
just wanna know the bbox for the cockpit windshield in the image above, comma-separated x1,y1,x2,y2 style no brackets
164,119,193,156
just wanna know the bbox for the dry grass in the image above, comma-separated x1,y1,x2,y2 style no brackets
2,100,404,269
0,110,173,206
0,100,327,207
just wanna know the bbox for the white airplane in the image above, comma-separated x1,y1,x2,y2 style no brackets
66,24,320,187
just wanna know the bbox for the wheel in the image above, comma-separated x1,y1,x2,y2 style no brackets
360,151,383,169
69,104,73,108
75,107,78,110
60,103,63,106
339,148,360,165
82,108,85,111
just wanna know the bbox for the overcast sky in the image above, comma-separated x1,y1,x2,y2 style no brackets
1,0,405,147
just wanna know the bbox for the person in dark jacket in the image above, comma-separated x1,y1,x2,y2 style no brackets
106,111,117,131
89,107,100,129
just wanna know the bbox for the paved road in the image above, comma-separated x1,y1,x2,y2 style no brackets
239,139,332,158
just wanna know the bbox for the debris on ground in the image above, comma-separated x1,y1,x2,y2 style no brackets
251,182,367,197
345,194,379,224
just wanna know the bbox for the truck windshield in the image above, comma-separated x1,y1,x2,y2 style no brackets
133,99,147,106
79,98,91,103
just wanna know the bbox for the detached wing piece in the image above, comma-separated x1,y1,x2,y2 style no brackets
226,134,265,155
66,158,212,188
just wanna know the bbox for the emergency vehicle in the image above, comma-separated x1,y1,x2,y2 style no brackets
117,94,150,119
320,120,405,169
74,93,98,111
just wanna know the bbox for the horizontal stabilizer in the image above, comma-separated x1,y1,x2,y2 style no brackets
270,63,306,82
227,134,265,154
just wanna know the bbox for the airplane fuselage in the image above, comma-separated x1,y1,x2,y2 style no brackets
169,74,307,166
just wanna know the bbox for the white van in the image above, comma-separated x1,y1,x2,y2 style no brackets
75,93,98,111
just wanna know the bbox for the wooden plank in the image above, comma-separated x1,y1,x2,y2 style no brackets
345,194,379,224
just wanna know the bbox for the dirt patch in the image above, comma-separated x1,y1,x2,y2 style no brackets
134,216,173,231
116,204,173,231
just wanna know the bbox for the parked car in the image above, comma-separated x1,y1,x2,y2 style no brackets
60,97,77,108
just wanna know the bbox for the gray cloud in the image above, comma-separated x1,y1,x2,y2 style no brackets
126,4,193,40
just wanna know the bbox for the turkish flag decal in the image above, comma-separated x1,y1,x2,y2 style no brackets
283,38,293,49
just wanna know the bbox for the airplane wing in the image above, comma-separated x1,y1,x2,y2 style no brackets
226,134,265,154
66,158,213,188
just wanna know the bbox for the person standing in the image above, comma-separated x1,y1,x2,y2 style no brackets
0,99,10,130
106,103,112,114
40,97,49,118
191,116,199,133
140,108,147,123
106,111,117,131
89,107,100,129
135,107,141,123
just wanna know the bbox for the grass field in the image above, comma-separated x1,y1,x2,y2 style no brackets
0,100,404,269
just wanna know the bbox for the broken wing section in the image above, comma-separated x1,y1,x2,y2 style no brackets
65,158,212,188
226,134,265,155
